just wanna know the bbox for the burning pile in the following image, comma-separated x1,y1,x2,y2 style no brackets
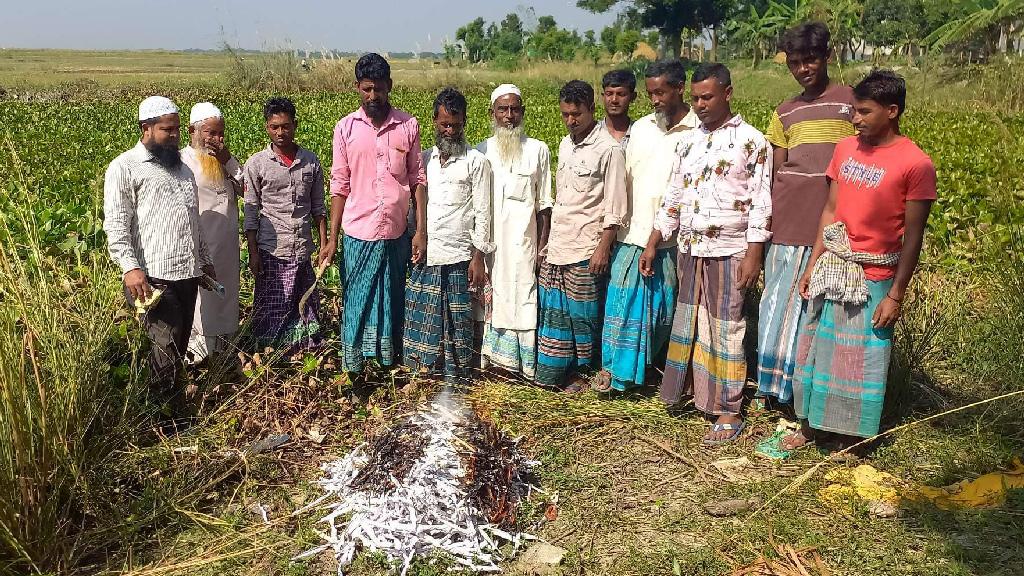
294,391,540,574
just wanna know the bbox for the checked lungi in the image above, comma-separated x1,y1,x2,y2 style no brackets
793,278,894,438
756,244,813,403
251,250,322,354
535,260,604,388
341,234,409,373
402,262,473,379
660,253,747,415
601,244,678,391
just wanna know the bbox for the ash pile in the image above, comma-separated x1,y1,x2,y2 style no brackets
294,390,542,574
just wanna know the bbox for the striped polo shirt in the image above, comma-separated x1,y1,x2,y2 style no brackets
766,83,856,246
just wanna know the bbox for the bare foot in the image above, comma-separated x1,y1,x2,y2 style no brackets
592,370,612,392
562,374,590,394
780,426,814,451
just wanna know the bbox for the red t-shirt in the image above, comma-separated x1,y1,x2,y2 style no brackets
827,136,937,281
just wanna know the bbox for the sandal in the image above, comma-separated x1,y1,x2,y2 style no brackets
592,370,612,393
702,420,746,446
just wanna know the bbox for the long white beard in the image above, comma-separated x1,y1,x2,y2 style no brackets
491,120,524,166
655,109,673,132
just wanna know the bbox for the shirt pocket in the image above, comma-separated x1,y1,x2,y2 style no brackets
507,167,533,202
571,161,597,194
388,146,409,180
292,167,316,211
440,163,472,206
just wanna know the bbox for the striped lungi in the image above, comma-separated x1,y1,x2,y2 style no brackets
660,252,747,415
601,244,678,391
482,326,537,379
793,278,894,438
341,234,409,373
402,262,473,380
535,260,604,388
756,244,812,403
251,250,322,354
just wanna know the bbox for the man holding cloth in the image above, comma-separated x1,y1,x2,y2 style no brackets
181,102,242,364
104,96,216,417
475,83,553,380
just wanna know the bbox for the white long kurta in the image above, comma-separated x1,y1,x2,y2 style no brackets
475,137,553,330
180,147,242,357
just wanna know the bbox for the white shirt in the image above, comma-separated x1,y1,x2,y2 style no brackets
421,146,494,266
103,141,211,281
620,110,701,248
475,136,553,330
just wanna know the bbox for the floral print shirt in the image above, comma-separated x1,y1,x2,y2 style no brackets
653,114,773,257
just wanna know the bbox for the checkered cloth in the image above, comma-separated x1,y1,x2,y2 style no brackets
807,222,899,305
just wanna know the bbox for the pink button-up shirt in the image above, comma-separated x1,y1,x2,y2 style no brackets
330,107,426,241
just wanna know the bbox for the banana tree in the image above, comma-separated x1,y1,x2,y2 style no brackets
728,3,790,67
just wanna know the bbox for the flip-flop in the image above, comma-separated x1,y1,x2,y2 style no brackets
702,420,746,446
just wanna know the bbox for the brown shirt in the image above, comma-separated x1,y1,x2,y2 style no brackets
766,84,856,246
242,145,326,260
547,123,628,266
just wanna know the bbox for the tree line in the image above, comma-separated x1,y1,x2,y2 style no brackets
446,0,1024,66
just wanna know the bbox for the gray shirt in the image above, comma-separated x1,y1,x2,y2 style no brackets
103,141,212,281
242,145,326,260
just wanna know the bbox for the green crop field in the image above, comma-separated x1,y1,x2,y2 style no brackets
1,61,1023,576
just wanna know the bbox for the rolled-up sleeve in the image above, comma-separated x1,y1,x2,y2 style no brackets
536,144,554,211
102,161,141,275
746,138,773,244
330,120,351,198
601,146,627,228
311,161,327,218
653,163,686,239
471,157,495,254
242,160,261,232
406,118,427,187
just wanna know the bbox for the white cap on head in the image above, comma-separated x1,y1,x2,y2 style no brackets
138,96,179,121
189,102,222,125
490,83,522,105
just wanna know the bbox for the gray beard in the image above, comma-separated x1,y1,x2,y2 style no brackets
436,132,467,159
655,109,673,131
491,120,524,165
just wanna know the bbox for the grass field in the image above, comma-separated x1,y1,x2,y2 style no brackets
0,50,1022,576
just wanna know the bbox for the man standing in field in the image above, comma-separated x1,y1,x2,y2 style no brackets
403,88,493,382
598,69,636,146
596,60,700,393
321,53,427,379
103,96,216,417
537,80,627,392
475,84,553,380
180,102,243,365
756,23,857,421
641,64,772,444
783,70,935,451
242,97,326,354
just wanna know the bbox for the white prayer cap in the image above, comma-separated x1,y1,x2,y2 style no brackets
189,102,223,125
138,96,178,121
490,83,522,105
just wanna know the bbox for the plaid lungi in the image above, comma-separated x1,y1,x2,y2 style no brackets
756,244,812,403
482,326,537,379
601,244,678,391
403,262,473,379
251,250,322,353
341,234,409,373
793,278,895,438
660,252,747,415
535,260,604,387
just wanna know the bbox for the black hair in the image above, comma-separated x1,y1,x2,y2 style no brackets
601,69,636,92
263,97,296,121
779,21,831,60
355,52,391,82
433,86,467,119
644,59,687,86
853,69,907,117
559,80,595,107
691,63,731,87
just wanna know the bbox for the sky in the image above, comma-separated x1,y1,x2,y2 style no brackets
0,0,620,53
